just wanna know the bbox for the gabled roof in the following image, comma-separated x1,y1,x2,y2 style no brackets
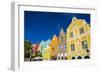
60,28,65,35
52,34,57,40
67,17,89,31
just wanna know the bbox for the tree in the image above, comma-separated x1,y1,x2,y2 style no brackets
24,40,32,61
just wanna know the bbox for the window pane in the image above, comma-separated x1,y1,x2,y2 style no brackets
80,27,84,34
82,40,88,49
71,44,75,51
70,32,73,37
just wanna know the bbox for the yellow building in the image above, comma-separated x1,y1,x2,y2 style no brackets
66,17,90,60
49,34,60,60
42,46,51,60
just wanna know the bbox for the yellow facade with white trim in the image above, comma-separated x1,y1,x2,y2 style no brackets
66,17,90,60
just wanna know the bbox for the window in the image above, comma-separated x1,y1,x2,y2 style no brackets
70,32,73,37
58,45,61,49
71,44,75,51
82,40,88,49
79,27,84,34
64,45,66,49
59,45,62,49
58,57,60,60
61,36,63,42
52,47,55,51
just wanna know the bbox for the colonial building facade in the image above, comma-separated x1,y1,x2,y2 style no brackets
57,28,67,60
66,17,90,60
38,39,51,60
49,34,60,60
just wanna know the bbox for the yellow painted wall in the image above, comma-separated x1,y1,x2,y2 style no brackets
42,47,51,60
49,35,60,57
66,17,90,59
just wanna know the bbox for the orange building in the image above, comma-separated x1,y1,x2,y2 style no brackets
49,34,60,60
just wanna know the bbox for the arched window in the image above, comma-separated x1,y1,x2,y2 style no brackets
77,56,82,59
72,57,76,59
61,57,63,60
58,57,60,60
84,56,90,59
65,57,67,60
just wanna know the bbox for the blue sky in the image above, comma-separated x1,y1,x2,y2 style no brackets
24,11,90,43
